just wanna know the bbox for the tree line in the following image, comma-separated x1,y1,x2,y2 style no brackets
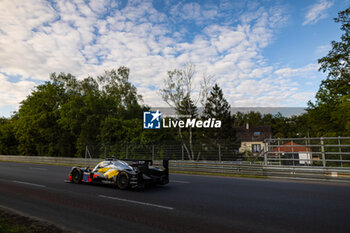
0,7,349,157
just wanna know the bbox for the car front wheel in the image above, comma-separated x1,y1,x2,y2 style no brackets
72,169,82,184
116,172,129,190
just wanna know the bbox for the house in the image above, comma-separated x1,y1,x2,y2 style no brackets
273,141,312,165
235,124,272,155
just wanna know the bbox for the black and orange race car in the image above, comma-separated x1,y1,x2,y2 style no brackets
68,158,169,190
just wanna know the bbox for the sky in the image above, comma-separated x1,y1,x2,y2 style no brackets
0,0,348,117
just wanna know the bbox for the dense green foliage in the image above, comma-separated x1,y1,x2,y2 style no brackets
308,7,350,136
0,68,155,157
0,118,18,155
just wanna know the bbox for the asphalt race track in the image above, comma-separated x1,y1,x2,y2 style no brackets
0,161,350,233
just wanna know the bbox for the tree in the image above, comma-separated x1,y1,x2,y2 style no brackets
233,111,263,127
0,117,19,155
98,67,146,119
160,63,209,160
308,7,350,136
57,68,148,156
177,95,199,159
202,84,232,141
14,81,74,156
160,63,196,110
8,67,152,157
318,8,350,79
177,94,198,118
231,111,311,138
56,74,104,156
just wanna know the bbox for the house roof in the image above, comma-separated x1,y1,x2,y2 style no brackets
273,141,312,152
235,125,272,142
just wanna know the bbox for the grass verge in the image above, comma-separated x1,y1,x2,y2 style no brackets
0,206,73,233
0,218,26,233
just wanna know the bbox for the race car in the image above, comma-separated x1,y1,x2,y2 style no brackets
68,158,169,190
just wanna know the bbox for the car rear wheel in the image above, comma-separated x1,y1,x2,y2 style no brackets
72,169,82,184
116,172,129,190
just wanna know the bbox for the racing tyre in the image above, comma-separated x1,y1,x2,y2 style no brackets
72,169,82,184
116,172,129,190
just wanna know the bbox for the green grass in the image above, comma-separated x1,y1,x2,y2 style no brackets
0,218,26,233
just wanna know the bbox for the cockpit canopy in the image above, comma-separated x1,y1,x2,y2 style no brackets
93,160,133,172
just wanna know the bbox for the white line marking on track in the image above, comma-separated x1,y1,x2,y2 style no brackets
13,180,46,188
171,180,190,184
98,195,174,210
29,167,47,171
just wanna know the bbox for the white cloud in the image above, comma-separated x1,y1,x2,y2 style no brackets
0,0,323,116
0,73,36,109
169,1,219,25
182,3,202,20
303,0,334,25
274,64,319,77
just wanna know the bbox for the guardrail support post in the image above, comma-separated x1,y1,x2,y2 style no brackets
338,136,343,167
264,141,268,166
218,144,221,162
182,143,184,160
321,137,326,167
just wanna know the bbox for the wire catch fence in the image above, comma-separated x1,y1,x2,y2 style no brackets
264,137,350,167
85,141,242,162
84,137,350,167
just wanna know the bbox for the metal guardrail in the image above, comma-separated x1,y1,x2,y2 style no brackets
153,160,350,181
1,155,350,182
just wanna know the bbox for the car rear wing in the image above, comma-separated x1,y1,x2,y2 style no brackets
126,159,169,172
105,157,169,170
106,157,152,164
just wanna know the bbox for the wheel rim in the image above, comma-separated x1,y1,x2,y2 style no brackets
118,173,128,189
73,171,80,183
120,176,127,185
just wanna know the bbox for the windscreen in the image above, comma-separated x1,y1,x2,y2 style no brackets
93,160,133,172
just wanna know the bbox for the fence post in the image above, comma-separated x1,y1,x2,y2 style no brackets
218,144,221,162
321,137,326,167
85,145,92,159
338,136,343,167
277,138,281,165
85,144,92,167
264,140,268,166
291,139,295,166
181,143,184,160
